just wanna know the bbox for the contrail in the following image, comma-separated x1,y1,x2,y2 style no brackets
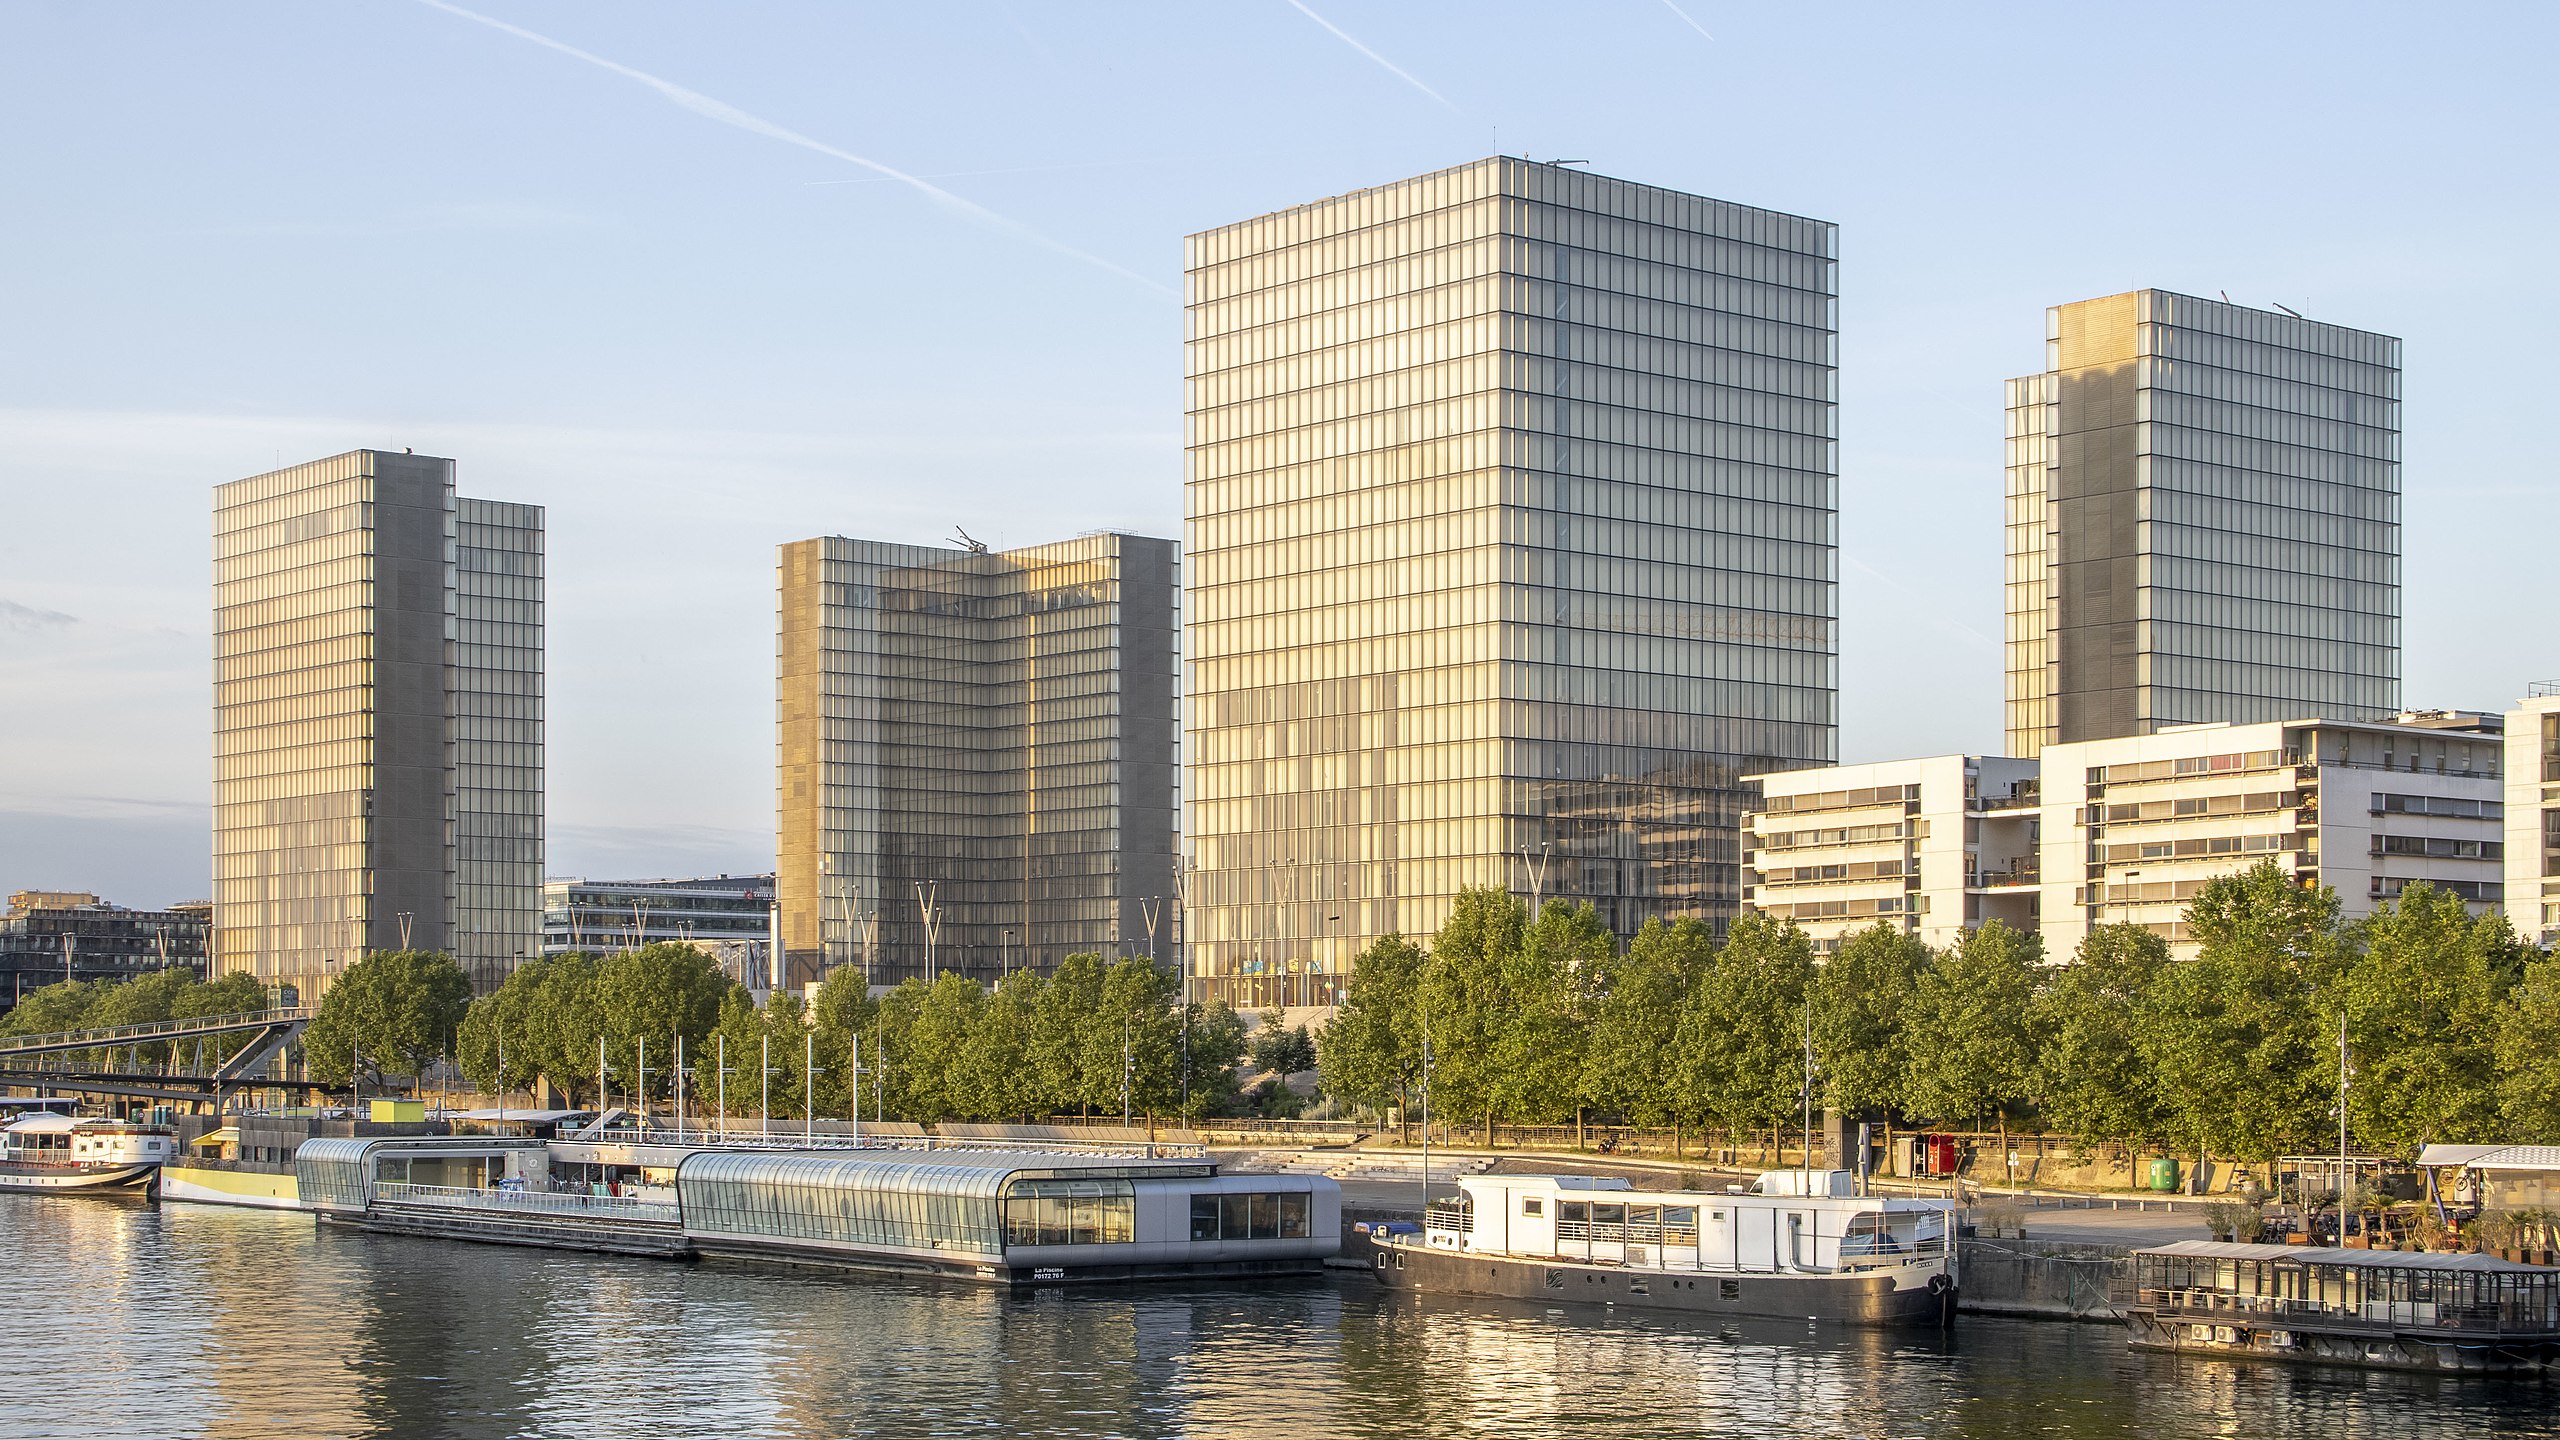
414,0,1167,293
1658,0,1716,41
803,157,1165,187
1280,0,1458,111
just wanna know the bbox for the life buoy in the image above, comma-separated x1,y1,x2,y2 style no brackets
1927,1273,1952,1295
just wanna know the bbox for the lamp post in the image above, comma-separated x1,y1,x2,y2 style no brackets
916,881,942,984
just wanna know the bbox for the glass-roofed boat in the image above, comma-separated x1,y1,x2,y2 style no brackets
2123,1240,2560,1375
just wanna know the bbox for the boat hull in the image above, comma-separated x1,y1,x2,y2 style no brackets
1370,1238,1954,1328
0,1161,159,1195
159,1164,303,1211
2123,1308,2557,1376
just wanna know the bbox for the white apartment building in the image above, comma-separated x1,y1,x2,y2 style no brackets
2039,712,2505,959
1745,756,2040,953
2504,690,2560,946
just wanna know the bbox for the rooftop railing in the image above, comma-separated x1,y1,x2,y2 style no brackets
371,1181,679,1222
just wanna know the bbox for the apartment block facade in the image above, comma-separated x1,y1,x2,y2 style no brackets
2037,713,2502,959
1183,157,1838,1005
2005,291,2401,758
2505,690,2560,945
775,533,1179,991
1744,755,2038,953
212,450,543,1001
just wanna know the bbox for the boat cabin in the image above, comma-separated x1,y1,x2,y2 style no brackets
0,1113,178,1166
2125,1240,2560,1372
1426,1171,1948,1273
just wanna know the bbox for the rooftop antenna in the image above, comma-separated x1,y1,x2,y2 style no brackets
2272,301,2304,319
2219,290,2231,303
951,527,989,554
1548,158,1590,167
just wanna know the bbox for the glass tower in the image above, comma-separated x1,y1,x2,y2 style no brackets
1184,157,1839,1007
212,451,544,1001
775,533,1180,990
2004,290,2400,758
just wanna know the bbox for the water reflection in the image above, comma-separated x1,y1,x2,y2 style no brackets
0,1198,2551,1439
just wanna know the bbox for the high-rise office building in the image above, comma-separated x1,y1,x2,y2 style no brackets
2004,290,2401,759
212,450,543,1000
1184,157,1839,1005
2505,688,2560,946
775,533,1179,991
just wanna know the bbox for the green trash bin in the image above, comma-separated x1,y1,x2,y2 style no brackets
2147,1157,2181,1193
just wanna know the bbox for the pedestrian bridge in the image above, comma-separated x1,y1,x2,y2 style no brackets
0,1008,317,1104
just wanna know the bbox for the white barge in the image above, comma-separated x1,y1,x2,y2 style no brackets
1371,1169,1957,1327
2123,1240,2560,1375
0,1112,179,1194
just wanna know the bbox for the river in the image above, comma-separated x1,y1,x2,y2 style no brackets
2,1194,2552,1438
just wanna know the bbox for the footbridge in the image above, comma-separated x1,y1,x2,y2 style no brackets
0,1008,321,1107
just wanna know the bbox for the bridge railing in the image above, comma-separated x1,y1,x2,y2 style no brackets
0,1008,312,1056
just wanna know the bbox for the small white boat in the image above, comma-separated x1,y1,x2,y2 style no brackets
0,1112,179,1194
1371,1169,1959,1327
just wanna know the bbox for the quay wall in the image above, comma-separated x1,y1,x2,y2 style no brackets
1955,1240,2127,1323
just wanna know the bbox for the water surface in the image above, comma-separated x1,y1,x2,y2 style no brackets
2,1195,2552,1439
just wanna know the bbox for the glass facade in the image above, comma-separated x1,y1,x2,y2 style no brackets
454,498,545,993
213,451,543,1002
2004,291,2400,758
1183,157,1838,1003
677,1151,1207,1259
776,533,1180,989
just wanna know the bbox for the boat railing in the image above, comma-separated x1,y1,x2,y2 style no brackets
562,1126,1207,1160
1556,1218,1701,1246
371,1181,680,1223
2137,1285,2557,1335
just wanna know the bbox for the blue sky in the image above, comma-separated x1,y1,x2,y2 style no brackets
4,2,2555,906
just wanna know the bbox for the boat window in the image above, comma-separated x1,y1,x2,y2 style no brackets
1559,1201,1588,1223
1662,1206,1699,1241
1593,1204,1626,1226
1189,1190,1310,1242
1522,1197,1543,1216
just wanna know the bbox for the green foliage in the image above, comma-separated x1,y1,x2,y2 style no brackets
1675,912,1813,1138
1315,933,1424,1125
1178,999,1250,1120
2138,862,2343,1162
0,980,105,1039
1582,916,1710,1125
594,943,731,1103
1900,920,2044,1126
302,950,472,1088
1248,1012,1317,1077
457,952,606,1108
2500,954,2560,1141
1812,922,1927,1115
2035,923,2170,1146
2338,882,2505,1149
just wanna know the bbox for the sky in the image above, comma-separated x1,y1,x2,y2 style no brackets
3,2,2556,908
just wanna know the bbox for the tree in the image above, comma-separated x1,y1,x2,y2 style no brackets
2139,862,2344,1162
1677,912,1813,1152
2499,953,2560,1141
1249,1011,1317,1078
302,950,472,1089
953,971,1043,1120
1811,922,1927,1116
2339,882,2507,1151
0,980,100,1040
1583,916,1710,1127
1316,934,1424,1132
1420,888,1529,1132
1029,953,1106,1112
810,965,881,1120
2034,923,2171,1147
1177,998,1250,1120
1485,900,1606,1128
456,953,607,1108
594,943,731,1105
1900,920,2044,1128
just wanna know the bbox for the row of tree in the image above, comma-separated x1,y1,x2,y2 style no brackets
298,942,1261,1123
0,966,268,1063
1317,863,2560,1161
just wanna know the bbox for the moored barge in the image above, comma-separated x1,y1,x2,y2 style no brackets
0,1112,179,1194
2123,1240,2560,1375
1371,1169,1957,1327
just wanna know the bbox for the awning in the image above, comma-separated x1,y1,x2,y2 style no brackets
192,1127,240,1150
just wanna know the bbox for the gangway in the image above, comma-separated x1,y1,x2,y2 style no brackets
0,1008,313,1059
